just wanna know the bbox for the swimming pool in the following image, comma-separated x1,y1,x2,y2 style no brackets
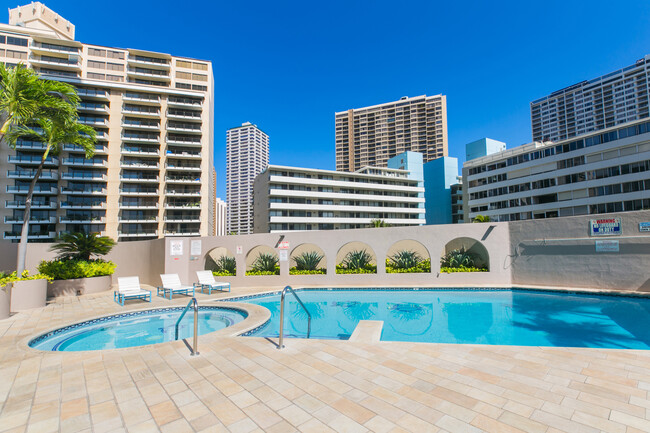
30,306,247,351
241,288,650,349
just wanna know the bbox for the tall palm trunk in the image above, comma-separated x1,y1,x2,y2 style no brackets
16,145,50,274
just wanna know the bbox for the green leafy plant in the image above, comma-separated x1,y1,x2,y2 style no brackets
335,264,377,274
472,214,491,223
50,232,115,261
388,250,422,269
245,268,280,276
293,251,324,271
247,252,279,275
440,266,488,273
289,268,326,275
440,247,475,269
341,249,373,270
213,255,236,276
386,258,431,274
37,259,116,280
369,219,390,228
0,270,52,288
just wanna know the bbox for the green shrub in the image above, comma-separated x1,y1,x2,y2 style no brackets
289,268,326,275
341,249,373,270
245,266,280,276
251,252,279,273
440,247,475,269
293,251,323,271
0,270,52,288
335,264,377,274
388,250,422,269
440,266,488,273
50,232,116,261
213,255,236,276
37,259,116,280
386,258,431,273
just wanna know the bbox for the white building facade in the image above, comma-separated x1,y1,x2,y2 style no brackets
215,197,226,236
253,165,425,233
463,119,650,222
226,122,268,234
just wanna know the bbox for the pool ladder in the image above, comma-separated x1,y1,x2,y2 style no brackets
278,286,311,349
175,297,199,356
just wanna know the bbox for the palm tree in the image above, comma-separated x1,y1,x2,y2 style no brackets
50,232,115,261
0,64,96,273
369,219,390,228
472,214,492,223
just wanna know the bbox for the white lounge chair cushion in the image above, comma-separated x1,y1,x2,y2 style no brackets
196,270,229,287
160,274,193,291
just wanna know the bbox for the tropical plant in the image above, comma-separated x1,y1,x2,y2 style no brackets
214,255,236,276
388,250,422,269
472,214,491,223
0,270,52,288
251,252,279,273
386,258,431,273
369,219,390,228
38,259,116,280
341,249,373,270
440,247,475,269
0,63,97,274
293,251,324,271
50,232,115,261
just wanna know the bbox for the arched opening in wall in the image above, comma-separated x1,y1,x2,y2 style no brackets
290,243,327,275
204,247,236,276
246,245,279,276
336,241,377,274
441,237,490,272
386,239,431,273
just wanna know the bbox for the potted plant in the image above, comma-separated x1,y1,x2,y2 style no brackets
0,270,52,317
38,232,117,297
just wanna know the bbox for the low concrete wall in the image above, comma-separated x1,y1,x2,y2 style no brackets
48,275,112,298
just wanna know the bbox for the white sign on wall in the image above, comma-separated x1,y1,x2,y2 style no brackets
236,245,243,255
170,240,184,256
190,240,201,256
279,250,288,262
595,240,619,253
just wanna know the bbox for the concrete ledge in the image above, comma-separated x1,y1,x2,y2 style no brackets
349,320,383,343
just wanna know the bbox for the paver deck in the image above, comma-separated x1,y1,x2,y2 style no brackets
1,287,650,432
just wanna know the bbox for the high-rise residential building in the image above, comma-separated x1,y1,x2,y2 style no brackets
466,138,506,162
422,156,459,225
0,2,214,242
462,118,650,222
530,55,650,143
226,122,268,234
214,198,226,236
335,95,448,172
252,163,425,233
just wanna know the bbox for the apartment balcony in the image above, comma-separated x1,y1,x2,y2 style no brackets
121,121,160,130
167,97,202,108
30,54,81,71
8,155,59,166
121,146,159,156
61,172,106,181
63,143,108,154
60,201,106,210
6,200,57,209
30,41,81,56
76,88,109,100
59,216,106,224
165,164,200,172
14,140,47,151
165,175,200,183
61,186,106,195
166,124,202,134
5,216,56,224
164,230,200,237
78,102,108,113
164,202,200,210
120,175,159,183
118,230,158,238
120,161,159,170
166,110,202,121
120,188,158,196
122,133,160,143
78,117,108,127
4,231,56,241
126,68,171,82
165,137,201,147
8,170,58,180
118,217,159,223
62,158,107,167
165,189,201,197
164,216,200,223
121,106,160,117
127,55,170,70
7,185,57,194
165,150,201,159
122,93,160,105
119,202,159,209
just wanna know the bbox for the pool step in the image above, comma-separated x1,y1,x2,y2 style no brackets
349,320,383,343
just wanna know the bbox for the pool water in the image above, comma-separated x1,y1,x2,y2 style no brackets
30,307,247,351
243,289,650,349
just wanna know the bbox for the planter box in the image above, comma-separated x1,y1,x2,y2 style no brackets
0,286,9,320
10,279,47,312
47,275,112,298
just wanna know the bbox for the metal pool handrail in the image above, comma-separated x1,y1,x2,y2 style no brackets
175,297,199,356
278,285,311,349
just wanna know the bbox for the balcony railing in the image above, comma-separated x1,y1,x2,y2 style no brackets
4,231,56,240
6,200,57,209
117,230,158,237
62,158,107,167
8,155,58,165
120,175,159,182
60,201,106,209
76,88,109,99
14,140,47,150
8,170,58,180
59,216,106,223
7,185,57,194
61,186,106,195
165,175,200,183
61,172,106,180
5,216,56,224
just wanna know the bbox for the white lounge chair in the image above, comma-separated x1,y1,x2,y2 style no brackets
158,274,195,300
195,270,231,295
114,276,151,306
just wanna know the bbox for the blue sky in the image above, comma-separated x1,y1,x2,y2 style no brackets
41,0,650,198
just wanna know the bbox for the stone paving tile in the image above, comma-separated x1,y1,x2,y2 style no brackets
2,289,650,432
